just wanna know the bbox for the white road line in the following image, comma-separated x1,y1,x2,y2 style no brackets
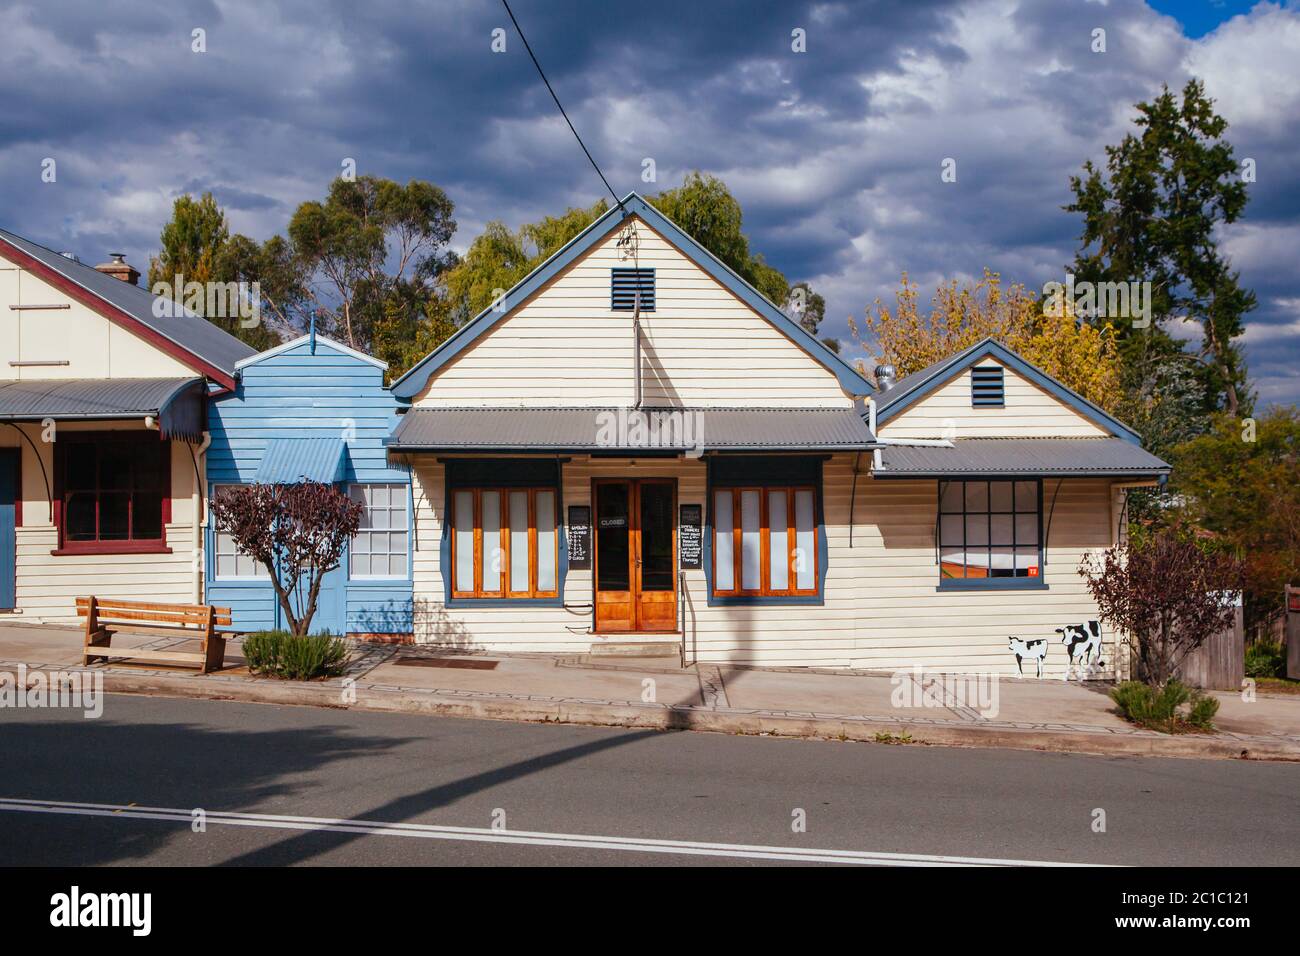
0,796,1099,867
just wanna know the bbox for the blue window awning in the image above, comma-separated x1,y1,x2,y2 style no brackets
254,438,347,484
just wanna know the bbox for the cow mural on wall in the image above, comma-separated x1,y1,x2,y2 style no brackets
1007,621,1105,680
1007,636,1048,679
1056,620,1104,681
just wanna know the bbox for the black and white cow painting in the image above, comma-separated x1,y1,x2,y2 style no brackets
1056,620,1104,681
1008,636,1048,679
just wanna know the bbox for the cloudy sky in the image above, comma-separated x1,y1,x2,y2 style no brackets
2,0,1297,406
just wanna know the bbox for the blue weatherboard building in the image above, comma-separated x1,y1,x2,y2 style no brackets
206,332,413,638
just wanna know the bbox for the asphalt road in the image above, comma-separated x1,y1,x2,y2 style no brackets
1,694,1297,866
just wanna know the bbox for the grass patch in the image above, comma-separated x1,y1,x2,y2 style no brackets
1110,679,1219,733
873,731,914,745
242,630,350,680
1255,676,1300,695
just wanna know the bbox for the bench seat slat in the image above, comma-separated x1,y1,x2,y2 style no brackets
84,647,208,664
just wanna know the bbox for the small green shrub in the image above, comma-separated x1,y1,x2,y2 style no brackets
242,630,350,680
1110,679,1219,733
1244,641,1286,679
1187,694,1220,730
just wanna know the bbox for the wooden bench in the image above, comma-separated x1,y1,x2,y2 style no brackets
76,597,232,674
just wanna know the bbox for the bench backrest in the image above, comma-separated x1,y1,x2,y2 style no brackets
76,597,233,629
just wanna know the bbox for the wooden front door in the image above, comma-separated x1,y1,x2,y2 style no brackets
594,479,676,633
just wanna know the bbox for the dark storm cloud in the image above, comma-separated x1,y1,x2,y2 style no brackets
0,0,1295,404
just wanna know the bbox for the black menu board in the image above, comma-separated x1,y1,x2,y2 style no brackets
567,505,591,570
679,503,702,569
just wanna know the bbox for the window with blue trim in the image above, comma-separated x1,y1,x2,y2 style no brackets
938,479,1040,584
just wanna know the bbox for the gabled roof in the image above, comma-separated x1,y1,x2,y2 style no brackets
0,227,257,389
873,337,1142,444
390,192,875,401
235,332,387,371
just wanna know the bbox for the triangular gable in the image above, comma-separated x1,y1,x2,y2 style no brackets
874,338,1142,444
0,228,256,389
235,333,387,371
390,192,873,400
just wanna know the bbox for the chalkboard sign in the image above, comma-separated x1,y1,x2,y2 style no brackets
679,503,702,569
567,505,591,570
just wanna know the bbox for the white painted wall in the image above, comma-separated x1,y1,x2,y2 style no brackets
879,358,1109,439
410,216,852,409
0,261,193,379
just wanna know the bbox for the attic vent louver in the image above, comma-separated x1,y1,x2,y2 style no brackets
611,268,655,311
971,365,1005,407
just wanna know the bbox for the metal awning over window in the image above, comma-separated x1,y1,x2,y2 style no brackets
0,377,205,441
876,437,1171,478
254,437,348,484
386,407,878,454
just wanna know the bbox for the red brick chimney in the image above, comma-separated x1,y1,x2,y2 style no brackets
95,252,140,286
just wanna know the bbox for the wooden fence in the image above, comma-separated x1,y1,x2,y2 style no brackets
1287,585,1300,680
1177,606,1245,691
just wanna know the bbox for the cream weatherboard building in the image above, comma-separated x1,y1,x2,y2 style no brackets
388,194,1170,676
0,229,255,623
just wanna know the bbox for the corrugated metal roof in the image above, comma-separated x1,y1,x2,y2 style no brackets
387,407,878,452
255,438,348,483
0,377,200,418
0,228,258,377
876,437,1171,477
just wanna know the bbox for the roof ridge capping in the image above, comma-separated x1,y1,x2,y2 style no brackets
390,192,874,401
873,336,1145,445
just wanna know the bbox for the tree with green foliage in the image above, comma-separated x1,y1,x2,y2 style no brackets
1066,79,1256,437
441,200,607,324
288,175,456,353
1167,407,1300,634
647,172,791,307
148,193,280,350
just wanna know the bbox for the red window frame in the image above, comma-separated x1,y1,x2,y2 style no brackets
52,433,172,555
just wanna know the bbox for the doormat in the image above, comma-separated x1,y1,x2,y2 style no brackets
392,657,498,670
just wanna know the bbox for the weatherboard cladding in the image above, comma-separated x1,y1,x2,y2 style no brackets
876,437,1170,477
873,337,1140,443
0,227,257,377
390,193,875,400
206,336,411,635
207,339,405,485
387,407,877,451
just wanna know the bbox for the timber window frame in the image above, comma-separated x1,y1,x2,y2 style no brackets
709,485,819,599
348,482,410,580
450,487,559,600
937,478,1045,591
53,432,171,555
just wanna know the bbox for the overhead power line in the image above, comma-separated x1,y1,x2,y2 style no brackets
500,0,622,209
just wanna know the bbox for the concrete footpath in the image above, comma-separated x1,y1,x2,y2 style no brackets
3,623,1299,761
